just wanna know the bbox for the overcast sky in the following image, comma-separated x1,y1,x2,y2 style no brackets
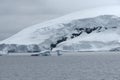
0,0,120,40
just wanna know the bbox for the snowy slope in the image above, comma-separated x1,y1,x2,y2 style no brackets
53,32,120,51
1,5,120,52
1,5,120,44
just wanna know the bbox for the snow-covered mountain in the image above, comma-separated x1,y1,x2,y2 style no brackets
1,6,120,53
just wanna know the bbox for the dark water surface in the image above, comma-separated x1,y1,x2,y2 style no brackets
0,53,120,80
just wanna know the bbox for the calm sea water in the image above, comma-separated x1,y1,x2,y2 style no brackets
0,52,120,80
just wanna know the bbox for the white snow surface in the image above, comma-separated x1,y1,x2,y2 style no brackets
1,5,120,44
53,30,120,51
1,5,120,52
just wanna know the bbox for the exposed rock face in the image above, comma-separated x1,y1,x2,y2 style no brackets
110,47,120,51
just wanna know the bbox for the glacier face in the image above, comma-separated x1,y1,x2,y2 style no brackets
1,6,120,53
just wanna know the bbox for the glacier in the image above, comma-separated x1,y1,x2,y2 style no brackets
1,6,120,53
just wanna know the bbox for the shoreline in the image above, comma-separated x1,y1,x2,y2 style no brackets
0,51,120,56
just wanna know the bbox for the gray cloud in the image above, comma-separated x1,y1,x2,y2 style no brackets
0,0,119,40
44,0,120,13
1,0,119,15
